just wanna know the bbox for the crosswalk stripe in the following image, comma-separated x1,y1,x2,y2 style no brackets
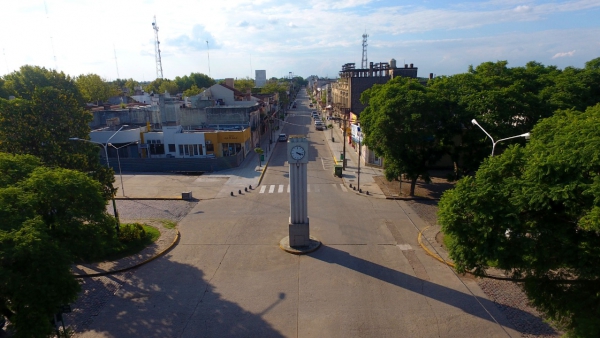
278,185,284,193
340,184,348,192
307,184,311,192
259,184,350,194
287,185,290,193
269,185,275,193
259,186,266,193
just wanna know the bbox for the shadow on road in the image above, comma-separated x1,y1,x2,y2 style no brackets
68,254,285,337
310,245,556,336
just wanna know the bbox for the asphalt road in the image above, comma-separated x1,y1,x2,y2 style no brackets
75,90,522,337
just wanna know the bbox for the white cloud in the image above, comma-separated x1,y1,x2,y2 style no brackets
514,5,532,13
552,50,576,59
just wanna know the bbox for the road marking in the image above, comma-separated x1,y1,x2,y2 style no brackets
397,244,413,251
259,186,266,193
287,185,290,193
307,184,311,192
340,184,348,192
278,185,284,193
269,185,275,193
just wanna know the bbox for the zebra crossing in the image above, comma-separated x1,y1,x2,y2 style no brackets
259,183,348,194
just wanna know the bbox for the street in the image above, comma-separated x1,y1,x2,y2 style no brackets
74,89,522,337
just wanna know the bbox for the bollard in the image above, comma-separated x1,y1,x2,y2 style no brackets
353,186,356,191
249,185,252,190
349,183,353,188
359,189,362,193
366,191,370,195
239,190,242,194
245,187,248,192
230,192,234,196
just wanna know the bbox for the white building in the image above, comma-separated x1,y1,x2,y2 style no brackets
255,70,266,88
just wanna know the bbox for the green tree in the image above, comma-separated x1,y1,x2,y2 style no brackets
0,88,115,200
0,153,117,337
158,80,179,95
124,78,140,95
360,77,448,195
2,65,83,104
438,104,600,337
234,77,255,93
75,73,115,104
174,72,214,92
261,80,290,108
183,84,203,98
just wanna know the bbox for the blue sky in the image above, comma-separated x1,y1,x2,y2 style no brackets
1,0,599,82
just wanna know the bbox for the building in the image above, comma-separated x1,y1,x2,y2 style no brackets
331,59,419,167
84,82,277,172
255,70,266,88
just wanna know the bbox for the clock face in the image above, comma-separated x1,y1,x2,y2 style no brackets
290,145,306,160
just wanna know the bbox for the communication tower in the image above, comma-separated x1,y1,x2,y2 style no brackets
361,32,368,69
152,16,164,79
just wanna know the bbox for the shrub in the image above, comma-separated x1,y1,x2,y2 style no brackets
118,223,147,243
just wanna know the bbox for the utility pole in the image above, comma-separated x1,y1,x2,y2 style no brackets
361,32,368,69
342,116,347,170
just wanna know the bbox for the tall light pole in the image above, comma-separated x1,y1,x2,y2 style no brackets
471,119,530,156
69,125,128,232
109,141,138,197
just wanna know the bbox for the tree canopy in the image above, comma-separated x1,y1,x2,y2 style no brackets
360,77,451,195
2,65,84,104
0,67,116,200
75,73,118,104
438,104,600,336
0,153,117,337
427,58,600,176
234,77,255,93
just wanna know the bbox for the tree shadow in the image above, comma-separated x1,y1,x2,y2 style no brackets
66,254,285,337
310,245,557,335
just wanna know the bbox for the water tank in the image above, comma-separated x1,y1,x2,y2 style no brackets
389,58,396,68
410,63,414,68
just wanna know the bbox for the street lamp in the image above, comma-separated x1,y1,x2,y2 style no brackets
471,119,530,156
69,125,129,231
108,141,138,197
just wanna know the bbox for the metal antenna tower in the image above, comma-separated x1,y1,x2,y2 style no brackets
361,32,368,69
206,41,211,78
152,16,164,79
113,44,120,79
44,0,58,70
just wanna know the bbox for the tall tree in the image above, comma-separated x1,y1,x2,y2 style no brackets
234,77,255,93
75,73,116,104
2,65,83,104
0,153,117,337
438,104,600,337
360,77,449,195
0,88,115,200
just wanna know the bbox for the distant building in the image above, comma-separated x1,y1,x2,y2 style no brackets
255,70,266,88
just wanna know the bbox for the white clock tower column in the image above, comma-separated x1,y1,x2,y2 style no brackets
280,135,320,253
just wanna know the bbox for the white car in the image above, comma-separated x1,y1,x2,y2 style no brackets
278,133,288,142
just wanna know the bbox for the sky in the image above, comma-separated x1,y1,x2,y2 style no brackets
2,0,599,82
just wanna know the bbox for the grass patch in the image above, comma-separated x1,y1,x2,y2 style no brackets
89,223,160,263
160,219,177,229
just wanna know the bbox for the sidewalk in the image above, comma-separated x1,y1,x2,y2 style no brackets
322,120,386,199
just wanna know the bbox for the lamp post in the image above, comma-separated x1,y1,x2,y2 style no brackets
69,125,128,232
471,119,530,156
108,141,138,197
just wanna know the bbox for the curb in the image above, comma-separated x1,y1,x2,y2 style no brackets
73,228,180,278
418,226,455,268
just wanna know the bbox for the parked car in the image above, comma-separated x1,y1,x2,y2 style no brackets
315,121,324,130
278,133,288,142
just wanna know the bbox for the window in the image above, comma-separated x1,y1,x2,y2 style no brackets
206,143,214,152
168,144,176,152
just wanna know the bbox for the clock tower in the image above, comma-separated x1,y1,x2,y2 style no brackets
280,135,320,253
